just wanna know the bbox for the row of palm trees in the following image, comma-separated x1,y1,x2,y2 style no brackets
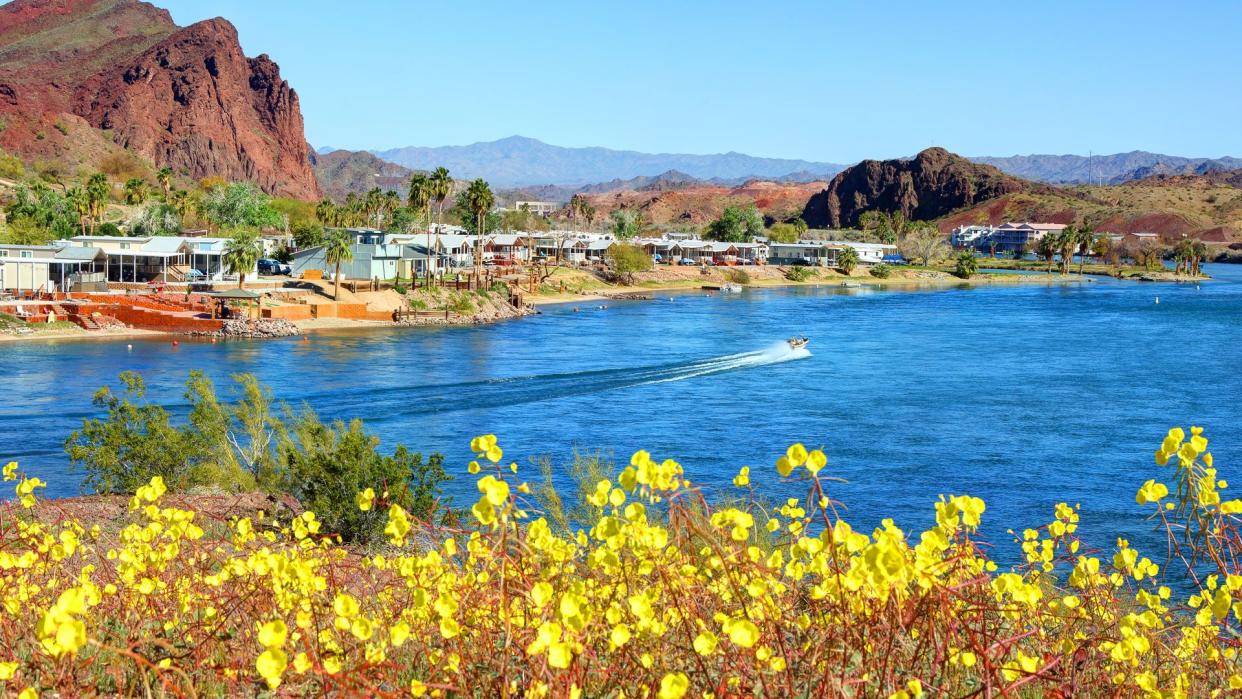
1172,238,1208,276
567,194,598,231
407,167,452,287
315,189,403,229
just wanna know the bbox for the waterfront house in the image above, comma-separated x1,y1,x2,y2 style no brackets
290,241,441,281
950,225,997,249
1,244,109,293
64,235,197,283
485,233,527,262
584,239,614,263
836,241,898,264
990,223,1066,253
768,241,842,266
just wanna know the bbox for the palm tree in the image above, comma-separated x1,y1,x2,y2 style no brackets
170,190,191,220
315,198,336,226
156,168,173,199
1036,235,1057,272
1191,240,1208,276
584,204,597,232
85,173,109,233
324,229,354,300
429,167,452,232
223,229,262,290
568,194,586,230
1055,227,1077,275
837,246,860,275
407,173,432,286
124,178,148,205
954,251,979,278
66,187,90,232
464,179,494,285
1076,224,1094,275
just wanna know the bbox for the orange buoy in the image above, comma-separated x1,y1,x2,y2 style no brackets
172,340,179,346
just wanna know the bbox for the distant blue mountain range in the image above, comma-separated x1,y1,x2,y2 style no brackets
366,136,845,188
336,136,1242,189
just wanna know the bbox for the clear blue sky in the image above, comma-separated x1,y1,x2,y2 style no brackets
158,0,1242,163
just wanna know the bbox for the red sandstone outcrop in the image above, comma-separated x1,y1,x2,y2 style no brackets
0,0,319,198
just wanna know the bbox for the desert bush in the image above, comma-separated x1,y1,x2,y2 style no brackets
869,263,892,278
65,371,447,543
784,265,814,281
447,293,476,315
724,268,750,284
4,427,1239,695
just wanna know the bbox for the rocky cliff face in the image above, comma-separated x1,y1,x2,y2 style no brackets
0,0,319,199
801,148,1030,228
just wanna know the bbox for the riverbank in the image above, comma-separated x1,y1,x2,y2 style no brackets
524,264,1091,306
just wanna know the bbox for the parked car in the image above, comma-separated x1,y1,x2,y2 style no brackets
259,259,291,275
679,258,696,266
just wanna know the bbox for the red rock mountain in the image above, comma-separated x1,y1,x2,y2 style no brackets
0,0,319,198
801,147,1032,228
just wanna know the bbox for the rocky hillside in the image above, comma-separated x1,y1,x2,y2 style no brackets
372,135,844,188
0,0,318,198
582,179,828,226
311,149,414,202
801,148,1033,228
972,151,1242,185
937,173,1242,244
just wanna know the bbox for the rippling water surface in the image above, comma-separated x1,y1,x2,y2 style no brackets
6,266,1242,557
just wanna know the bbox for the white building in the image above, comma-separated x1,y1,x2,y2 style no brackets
950,225,997,249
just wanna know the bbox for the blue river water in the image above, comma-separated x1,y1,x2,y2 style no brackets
4,266,1241,559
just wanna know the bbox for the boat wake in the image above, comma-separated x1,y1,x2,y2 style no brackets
335,342,811,418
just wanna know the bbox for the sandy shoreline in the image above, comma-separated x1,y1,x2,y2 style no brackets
0,268,1161,343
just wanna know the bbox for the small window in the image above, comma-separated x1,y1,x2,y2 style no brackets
20,250,33,258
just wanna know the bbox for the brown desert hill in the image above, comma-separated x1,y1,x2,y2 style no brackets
0,0,319,199
581,179,827,225
801,147,1034,228
310,149,415,202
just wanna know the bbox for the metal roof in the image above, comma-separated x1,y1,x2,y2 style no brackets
53,246,104,261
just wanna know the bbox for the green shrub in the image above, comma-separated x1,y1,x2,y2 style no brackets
448,293,476,315
869,263,892,279
954,251,979,279
785,266,814,282
66,371,450,544
725,268,750,284
96,222,123,237
393,281,408,295
409,298,428,310
53,121,69,136
273,411,449,544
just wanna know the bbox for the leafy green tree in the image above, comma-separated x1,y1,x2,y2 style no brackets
609,208,643,239
767,222,798,243
128,202,181,236
292,222,325,249
203,182,282,230
4,182,79,239
223,228,262,289
837,246,860,275
954,251,979,278
64,372,252,494
325,228,354,300
792,218,808,236
706,205,764,242
606,243,652,283
274,412,450,543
